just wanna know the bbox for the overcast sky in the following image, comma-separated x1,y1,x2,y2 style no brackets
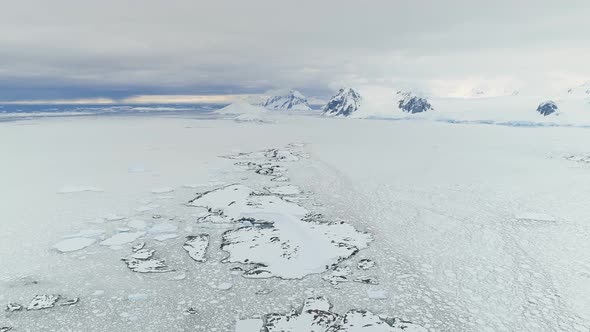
1,0,589,102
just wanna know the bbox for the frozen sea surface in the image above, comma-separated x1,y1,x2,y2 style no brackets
1,113,590,331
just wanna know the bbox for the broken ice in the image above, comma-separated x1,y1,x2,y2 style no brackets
183,234,209,262
27,295,60,311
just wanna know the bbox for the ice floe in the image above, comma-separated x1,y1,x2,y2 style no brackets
187,179,370,279
514,212,557,223
357,258,376,270
60,298,79,306
262,297,427,331
216,282,233,290
100,231,145,246
27,295,60,310
127,219,148,230
151,187,175,194
153,233,178,241
367,289,388,300
183,234,209,262
565,155,590,164
148,223,178,234
353,276,379,285
102,214,126,222
127,293,148,301
53,237,96,252
265,184,301,196
62,229,105,238
5,303,23,312
322,265,352,285
263,148,301,162
121,247,172,273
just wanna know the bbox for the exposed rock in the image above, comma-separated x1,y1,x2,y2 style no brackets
396,91,433,114
323,88,362,117
536,101,558,116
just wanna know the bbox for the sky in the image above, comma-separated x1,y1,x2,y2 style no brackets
1,0,589,103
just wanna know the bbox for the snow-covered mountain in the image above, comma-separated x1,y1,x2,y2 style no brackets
536,101,559,116
566,82,590,99
396,91,433,114
262,90,312,111
322,88,362,117
214,102,270,122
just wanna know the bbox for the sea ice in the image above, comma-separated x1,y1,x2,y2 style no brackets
148,223,178,234
60,298,79,306
183,234,209,262
322,265,352,285
57,186,103,194
234,319,264,332
216,282,233,290
367,289,388,300
265,184,301,196
264,148,300,162
62,229,105,238
127,219,148,230
354,276,379,285
151,187,175,194
100,232,145,246
102,214,126,222
53,237,96,253
262,297,427,331
27,295,60,311
190,184,370,279
357,258,376,270
515,212,557,223
121,248,172,273
5,303,23,312
152,233,178,241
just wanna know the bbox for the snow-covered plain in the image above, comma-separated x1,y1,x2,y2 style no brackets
1,109,590,331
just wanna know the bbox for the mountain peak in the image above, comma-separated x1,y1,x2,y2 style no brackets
396,91,433,114
323,88,362,117
262,89,311,111
536,101,559,116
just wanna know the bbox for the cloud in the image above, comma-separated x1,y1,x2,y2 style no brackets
0,0,589,101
